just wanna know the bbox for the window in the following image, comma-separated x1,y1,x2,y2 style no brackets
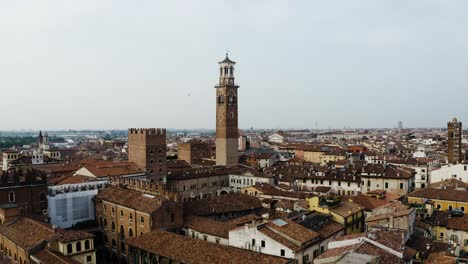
85,240,90,250
464,239,468,246
120,225,124,235
461,206,465,212
111,221,115,232
112,239,117,248
280,249,285,257
129,214,133,223
67,243,73,254
203,235,208,241
120,242,126,251
129,228,133,237
39,192,46,202
8,192,15,203
216,238,220,244
87,255,92,262
111,207,115,216
399,183,404,189
120,210,123,217
465,165,467,171
140,216,144,225
367,180,371,187
76,241,82,252
338,181,341,186
252,239,256,246
347,182,351,187
449,205,453,211
261,240,265,247
171,213,175,223
436,204,441,210
329,180,332,186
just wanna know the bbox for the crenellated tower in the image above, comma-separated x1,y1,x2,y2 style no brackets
215,54,239,166
128,128,167,183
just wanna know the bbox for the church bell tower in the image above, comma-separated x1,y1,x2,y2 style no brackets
215,54,239,166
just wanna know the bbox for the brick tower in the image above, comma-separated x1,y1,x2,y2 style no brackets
447,118,462,164
128,128,167,182
215,54,239,166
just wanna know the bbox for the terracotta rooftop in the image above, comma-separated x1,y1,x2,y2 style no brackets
408,188,468,203
343,194,388,211
32,249,80,264
184,193,262,216
265,219,320,245
0,217,55,251
184,216,232,239
328,200,364,217
126,230,291,264
76,161,143,178
95,186,167,213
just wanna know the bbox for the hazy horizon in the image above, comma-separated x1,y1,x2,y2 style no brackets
2,1,468,130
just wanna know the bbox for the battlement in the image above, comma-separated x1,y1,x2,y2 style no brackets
108,176,179,202
128,128,166,136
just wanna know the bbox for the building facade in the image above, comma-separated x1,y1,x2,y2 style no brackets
128,128,167,183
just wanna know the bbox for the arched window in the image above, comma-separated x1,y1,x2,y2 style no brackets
104,218,107,227
8,192,15,203
218,95,224,104
228,93,236,104
103,234,108,243
129,228,133,237
67,243,73,254
111,221,115,232
76,241,82,252
120,242,126,251
449,205,453,211
158,149,163,154
150,160,154,164
85,240,90,250
224,66,228,75
230,66,234,75
461,206,465,212
112,239,117,248
150,149,154,154
120,225,124,235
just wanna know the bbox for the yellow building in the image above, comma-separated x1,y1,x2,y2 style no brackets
307,196,364,234
319,152,347,166
407,188,468,212
427,211,468,251
303,150,325,163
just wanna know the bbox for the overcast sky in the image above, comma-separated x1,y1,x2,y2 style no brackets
1,1,467,130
